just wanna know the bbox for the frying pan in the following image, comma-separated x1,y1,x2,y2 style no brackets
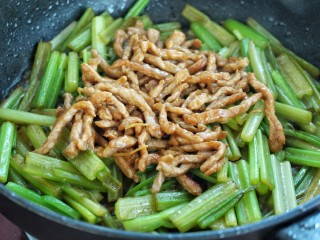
0,0,320,239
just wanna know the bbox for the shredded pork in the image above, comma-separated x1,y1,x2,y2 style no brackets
35,20,285,195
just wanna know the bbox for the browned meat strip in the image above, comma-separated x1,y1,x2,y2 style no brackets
176,174,202,196
186,71,230,84
248,73,285,152
112,59,171,80
113,29,128,58
35,101,95,155
183,93,262,125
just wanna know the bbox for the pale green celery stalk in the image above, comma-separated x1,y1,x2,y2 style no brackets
181,4,235,46
248,132,260,185
170,181,237,232
241,100,265,142
217,157,229,182
115,194,156,221
10,154,61,197
8,168,28,188
62,185,107,217
246,17,319,78
222,125,241,161
224,208,238,227
248,41,267,84
18,42,52,111
275,102,312,125
122,204,185,232
25,125,61,158
99,18,124,45
236,160,262,222
0,109,56,126
0,122,16,183
60,8,95,52
64,196,96,223
46,52,68,108
64,51,79,93
0,86,24,110
257,131,274,190
300,168,320,204
50,21,77,50
286,137,320,152
228,163,249,225
82,49,92,64
92,16,107,59
270,155,285,215
277,53,313,99
260,50,278,98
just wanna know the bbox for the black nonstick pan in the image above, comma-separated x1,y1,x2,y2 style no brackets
0,0,320,239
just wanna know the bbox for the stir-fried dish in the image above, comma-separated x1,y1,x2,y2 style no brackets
1,0,320,233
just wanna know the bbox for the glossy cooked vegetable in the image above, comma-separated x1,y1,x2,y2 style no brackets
0,0,320,234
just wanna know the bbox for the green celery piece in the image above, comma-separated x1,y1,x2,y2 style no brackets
224,208,238,227
67,28,91,52
257,132,274,190
19,42,52,111
50,21,77,50
10,154,61,197
125,175,155,197
277,53,313,99
108,163,123,202
300,168,320,204
197,190,243,228
46,52,68,108
295,168,316,198
246,17,319,78
125,0,150,19
248,41,267,84
285,148,320,168
191,22,222,52
270,155,285,214
5,182,46,206
217,157,229,182
280,161,297,210
34,50,60,107
155,191,193,211
182,4,235,46
42,195,80,219
92,16,107,59
170,181,237,232
0,86,24,110
293,166,311,189
64,196,96,223
8,168,28,188
62,186,107,217
223,18,268,49
65,51,79,93
99,18,124,45
115,194,156,221
284,128,320,148
275,102,312,125
236,160,262,222
241,100,265,142
222,125,241,161
122,203,185,232
286,137,320,152
60,8,95,52
154,22,181,32
0,122,16,183
228,162,249,225
271,70,305,109
0,109,56,126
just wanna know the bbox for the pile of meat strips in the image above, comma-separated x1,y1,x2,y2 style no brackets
36,21,285,195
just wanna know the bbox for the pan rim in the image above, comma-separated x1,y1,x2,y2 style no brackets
1,183,319,239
